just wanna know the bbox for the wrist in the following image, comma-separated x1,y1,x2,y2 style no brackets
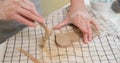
70,0,86,11
70,0,84,6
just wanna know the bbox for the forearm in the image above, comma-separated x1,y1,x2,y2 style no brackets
70,0,86,12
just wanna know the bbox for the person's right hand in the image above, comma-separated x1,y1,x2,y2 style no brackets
0,0,43,27
54,3,99,43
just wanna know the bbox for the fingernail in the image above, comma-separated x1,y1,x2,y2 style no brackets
53,26,60,30
38,18,44,23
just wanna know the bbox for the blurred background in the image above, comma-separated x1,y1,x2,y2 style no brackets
39,0,70,17
39,0,120,31
39,0,90,17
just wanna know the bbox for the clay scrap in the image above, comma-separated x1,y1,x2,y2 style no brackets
17,48,40,63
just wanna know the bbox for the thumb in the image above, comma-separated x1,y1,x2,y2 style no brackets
54,18,69,30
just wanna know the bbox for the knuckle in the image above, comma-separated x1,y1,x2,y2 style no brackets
8,13,16,19
26,12,31,16
13,0,19,4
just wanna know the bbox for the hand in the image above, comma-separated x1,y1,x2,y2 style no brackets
54,5,99,43
0,0,43,27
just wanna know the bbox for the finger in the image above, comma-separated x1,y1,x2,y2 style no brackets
21,5,39,17
13,14,35,27
54,18,69,30
23,0,38,14
13,0,21,5
15,0,40,17
87,21,92,41
22,0,35,8
17,8,43,23
20,0,39,16
74,17,89,34
90,19,99,30
82,33,89,44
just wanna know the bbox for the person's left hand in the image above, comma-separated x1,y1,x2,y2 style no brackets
54,5,99,43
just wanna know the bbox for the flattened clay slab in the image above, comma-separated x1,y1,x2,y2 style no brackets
55,25,100,47
55,31,81,48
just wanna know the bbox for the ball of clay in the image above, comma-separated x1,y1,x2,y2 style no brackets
111,1,120,13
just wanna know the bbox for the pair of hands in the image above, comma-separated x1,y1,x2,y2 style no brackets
0,0,99,43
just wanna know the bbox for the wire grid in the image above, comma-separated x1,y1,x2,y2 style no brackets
2,5,120,63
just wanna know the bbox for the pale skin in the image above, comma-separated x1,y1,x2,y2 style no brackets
0,0,99,43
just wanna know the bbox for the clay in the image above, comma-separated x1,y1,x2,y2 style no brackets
55,31,80,48
39,23,53,48
55,25,100,47
17,48,40,63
